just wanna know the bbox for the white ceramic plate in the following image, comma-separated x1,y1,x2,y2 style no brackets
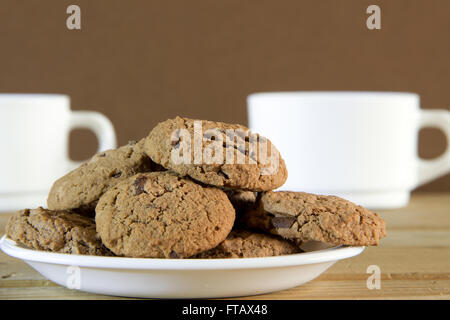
0,235,364,298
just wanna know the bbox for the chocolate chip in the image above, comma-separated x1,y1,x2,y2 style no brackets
203,132,217,141
169,251,179,259
112,172,122,178
271,216,296,229
218,169,230,179
134,176,148,195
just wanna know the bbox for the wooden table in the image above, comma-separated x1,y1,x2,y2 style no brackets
0,192,449,300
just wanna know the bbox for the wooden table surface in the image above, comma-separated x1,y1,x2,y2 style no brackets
0,192,449,300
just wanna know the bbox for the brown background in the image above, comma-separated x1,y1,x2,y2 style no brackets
0,0,449,191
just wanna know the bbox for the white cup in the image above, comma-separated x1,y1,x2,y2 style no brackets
0,94,117,211
247,91,450,209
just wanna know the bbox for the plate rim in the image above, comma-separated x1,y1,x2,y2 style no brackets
0,235,365,270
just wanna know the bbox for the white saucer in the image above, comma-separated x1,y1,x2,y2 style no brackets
0,235,364,298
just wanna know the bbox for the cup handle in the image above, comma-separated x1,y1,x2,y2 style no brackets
417,109,450,186
67,110,117,170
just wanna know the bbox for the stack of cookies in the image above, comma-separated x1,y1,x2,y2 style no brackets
6,117,386,258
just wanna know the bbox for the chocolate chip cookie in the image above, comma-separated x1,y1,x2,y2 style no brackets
47,139,160,215
95,171,235,258
5,207,112,255
193,230,301,258
241,191,386,246
144,117,288,191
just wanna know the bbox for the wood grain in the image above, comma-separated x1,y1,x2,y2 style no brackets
0,192,449,299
